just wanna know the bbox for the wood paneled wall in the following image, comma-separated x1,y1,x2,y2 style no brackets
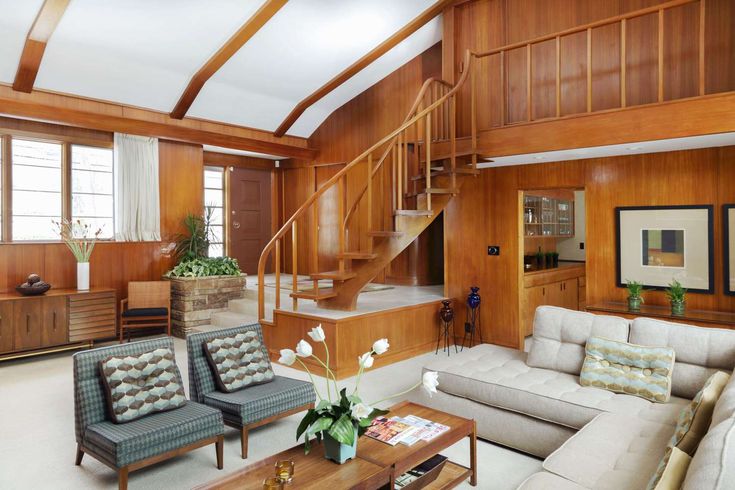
450,0,735,132
446,146,735,349
0,138,204,301
277,43,443,282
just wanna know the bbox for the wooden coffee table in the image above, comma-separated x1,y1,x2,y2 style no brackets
195,401,476,490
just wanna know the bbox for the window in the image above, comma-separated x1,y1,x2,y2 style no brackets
12,139,62,241
204,166,225,257
72,145,114,238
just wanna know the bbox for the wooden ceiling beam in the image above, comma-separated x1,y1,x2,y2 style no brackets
0,95,316,159
169,0,288,120
273,0,453,137
13,0,70,93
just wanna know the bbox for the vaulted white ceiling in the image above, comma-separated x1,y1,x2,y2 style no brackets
0,0,442,139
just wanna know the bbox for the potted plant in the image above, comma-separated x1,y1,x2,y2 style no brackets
54,219,102,290
535,247,544,270
174,207,215,262
551,251,560,268
279,326,439,464
626,280,644,311
665,280,687,316
545,251,554,269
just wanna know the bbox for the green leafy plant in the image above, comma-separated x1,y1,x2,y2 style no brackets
626,280,644,300
665,279,687,304
174,207,215,263
165,257,241,278
279,327,439,453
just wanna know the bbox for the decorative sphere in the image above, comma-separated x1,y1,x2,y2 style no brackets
27,273,41,284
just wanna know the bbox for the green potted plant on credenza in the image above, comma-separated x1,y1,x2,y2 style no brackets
665,279,687,316
626,280,644,312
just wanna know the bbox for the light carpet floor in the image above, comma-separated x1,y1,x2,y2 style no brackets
0,338,541,489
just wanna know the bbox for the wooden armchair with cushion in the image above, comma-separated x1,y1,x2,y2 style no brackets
73,337,224,490
120,281,171,342
187,324,316,459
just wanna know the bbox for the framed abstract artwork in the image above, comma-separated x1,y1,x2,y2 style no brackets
615,205,714,293
725,204,735,296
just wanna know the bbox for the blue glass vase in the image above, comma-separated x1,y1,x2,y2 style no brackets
467,286,481,310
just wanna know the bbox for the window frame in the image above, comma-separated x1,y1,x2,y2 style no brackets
203,165,227,257
0,131,114,244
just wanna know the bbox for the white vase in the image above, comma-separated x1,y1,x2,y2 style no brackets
77,262,90,290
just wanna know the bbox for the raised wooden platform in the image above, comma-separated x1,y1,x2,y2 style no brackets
264,297,448,379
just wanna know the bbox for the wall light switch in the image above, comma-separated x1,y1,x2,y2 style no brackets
488,246,500,256
579,242,585,250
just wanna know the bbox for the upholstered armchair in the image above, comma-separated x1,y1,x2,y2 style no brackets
187,324,315,459
73,337,224,490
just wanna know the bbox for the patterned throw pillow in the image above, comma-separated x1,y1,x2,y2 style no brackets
203,332,275,393
99,348,187,424
580,336,675,403
670,370,730,455
646,446,692,490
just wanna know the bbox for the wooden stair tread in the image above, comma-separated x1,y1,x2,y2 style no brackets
405,188,458,198
394,209,434,216
336,252,378,260
419,149,482,163
290,288,338,300
310,270,357,281
411,167,479,181
367,230,405,237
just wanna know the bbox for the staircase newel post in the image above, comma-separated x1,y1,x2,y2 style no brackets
470,54,477,171
292,221,298,311
450,93,457,192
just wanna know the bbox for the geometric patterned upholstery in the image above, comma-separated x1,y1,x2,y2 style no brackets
73,337,223,468
187,325,315,428
204,332,275,393
580,337,676,403
100,347,187,423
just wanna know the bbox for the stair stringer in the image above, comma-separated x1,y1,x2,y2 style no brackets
316,174,467,311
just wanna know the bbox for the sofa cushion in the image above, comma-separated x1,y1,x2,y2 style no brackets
84,401,223,467
203,331,275,393
99,347,187,423
682,416,735,489
424,344,688,431
543,413,673,490
527,306,630,375
647,447,691,490
580,336,675,403
630,318,735,399
672,371,730,455
518,472,587,490
712,370,735,427
203,375,315,426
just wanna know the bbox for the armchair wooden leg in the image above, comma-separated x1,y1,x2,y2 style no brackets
75,444,84,465
241,427,249,459
215,435,224,469
118,467,129,490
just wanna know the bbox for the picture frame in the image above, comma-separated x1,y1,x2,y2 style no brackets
725,204,735,296
615,205,714,293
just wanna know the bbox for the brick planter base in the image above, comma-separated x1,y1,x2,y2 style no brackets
166,274,246,338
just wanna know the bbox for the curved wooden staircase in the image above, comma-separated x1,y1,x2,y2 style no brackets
257,50,479,322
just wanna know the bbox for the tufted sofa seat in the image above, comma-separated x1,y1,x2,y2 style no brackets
412,306,735,489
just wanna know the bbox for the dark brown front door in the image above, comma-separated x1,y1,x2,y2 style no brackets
229,168,272,275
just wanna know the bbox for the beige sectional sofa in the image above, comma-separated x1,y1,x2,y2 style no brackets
413,306,735,489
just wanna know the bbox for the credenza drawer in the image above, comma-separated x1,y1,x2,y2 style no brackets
69,292,116,342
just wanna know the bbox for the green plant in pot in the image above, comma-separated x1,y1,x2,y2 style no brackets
173,207,215,263
279,326,439,464
665,279,687,316
535,247,544,269
545,251,554,269
625,280,644,312
551,251,560,268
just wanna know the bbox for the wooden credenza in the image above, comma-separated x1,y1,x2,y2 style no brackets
0,288,116,361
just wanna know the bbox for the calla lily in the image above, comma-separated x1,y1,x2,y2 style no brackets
296,340,313,357
351,402,373,421
307,324,326,342
422,371,439,397
358,352,374,369
372,338,389,355
278,349,296,366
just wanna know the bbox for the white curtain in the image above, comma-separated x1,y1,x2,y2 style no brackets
113,133,161,241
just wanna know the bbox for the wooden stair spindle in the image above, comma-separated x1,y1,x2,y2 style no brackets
367,154,373,254
425,111,432,211
275,239,281,310
292,221,298,311
338,176,345,273
397,133,403,210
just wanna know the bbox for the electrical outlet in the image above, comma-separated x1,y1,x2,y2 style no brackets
488,246,500,256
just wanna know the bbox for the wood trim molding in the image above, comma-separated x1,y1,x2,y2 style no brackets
169,0,288,119
13,0,70,93
273,0,454,137
203,150,277,170
0,93,317,159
